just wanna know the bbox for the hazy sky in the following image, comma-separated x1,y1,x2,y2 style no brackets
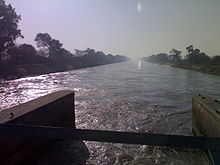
7,0,220,58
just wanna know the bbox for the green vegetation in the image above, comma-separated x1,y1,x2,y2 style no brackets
0,0,23,54
0,0,129,79
142,45,220,76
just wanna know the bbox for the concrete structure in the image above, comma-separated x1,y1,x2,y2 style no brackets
192,94,220,165
0,90,75,165
192,94,220,137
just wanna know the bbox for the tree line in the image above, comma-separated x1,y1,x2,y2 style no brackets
143,46,220,65
0,0,129,66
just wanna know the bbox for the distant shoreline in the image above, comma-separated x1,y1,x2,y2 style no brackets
0,60,129,81
146,61,220,76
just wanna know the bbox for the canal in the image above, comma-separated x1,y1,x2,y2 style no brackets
1,60,220,164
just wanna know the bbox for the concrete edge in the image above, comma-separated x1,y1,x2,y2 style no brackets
0,90,74,124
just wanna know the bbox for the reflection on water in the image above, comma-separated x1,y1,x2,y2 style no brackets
1,60,220,164
138,59,142,70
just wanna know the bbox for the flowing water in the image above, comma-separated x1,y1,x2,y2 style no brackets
1,60,220,164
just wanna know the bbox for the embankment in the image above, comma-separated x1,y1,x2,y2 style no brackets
170,63,220,76
0,60,128,80
148,62,220,76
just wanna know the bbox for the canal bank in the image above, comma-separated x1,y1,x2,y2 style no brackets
0,60,129,80
144,61,220,77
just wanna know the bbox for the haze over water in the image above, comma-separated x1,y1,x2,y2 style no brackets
1,61,220,164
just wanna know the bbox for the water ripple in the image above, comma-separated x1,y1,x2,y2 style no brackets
1,61,217,164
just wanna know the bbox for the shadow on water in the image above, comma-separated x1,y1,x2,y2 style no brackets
37,141,90,165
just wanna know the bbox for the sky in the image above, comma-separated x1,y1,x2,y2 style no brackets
6,0,220,58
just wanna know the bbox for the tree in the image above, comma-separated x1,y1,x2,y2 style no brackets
35,33,63,60
156,53,168,62
74,49,84,56
186,45,194,54
7,44,37,64
84,48,95,55
146,53,168,62
35,33,52,48
169,49,182,63
212,56,220,65
198,52,211,64
0,0,23,53
185,45,198,64
185,45,211,65
80,48,97,64
60,48,74,61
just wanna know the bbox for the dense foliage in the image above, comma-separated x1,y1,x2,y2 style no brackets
0,1,129,79
2,32,129,66
0,1,129,67
0,0,23,61
143,45,219,66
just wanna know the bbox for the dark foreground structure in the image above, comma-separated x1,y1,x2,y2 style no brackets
192,95,220,165
0,91,75,165
0,91,220,165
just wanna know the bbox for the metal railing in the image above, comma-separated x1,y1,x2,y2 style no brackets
1,124,220,151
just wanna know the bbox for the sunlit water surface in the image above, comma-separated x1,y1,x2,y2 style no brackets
1,60,220,164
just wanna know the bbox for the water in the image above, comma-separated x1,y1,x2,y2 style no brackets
1,60,220,164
